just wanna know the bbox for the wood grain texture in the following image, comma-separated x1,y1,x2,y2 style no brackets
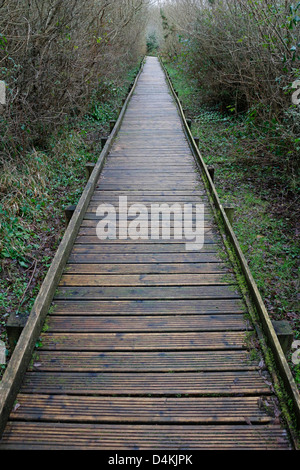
19,371,271,395
10,395,272,423
38,331,248,351
27,350,257,372
0,423,291,450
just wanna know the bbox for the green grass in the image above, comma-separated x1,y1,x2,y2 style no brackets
164,60,300,386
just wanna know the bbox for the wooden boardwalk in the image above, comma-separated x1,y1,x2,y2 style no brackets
0,57,293,449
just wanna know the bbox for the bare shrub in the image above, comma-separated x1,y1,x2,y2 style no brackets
155,0,300,187
157,0,300,116
0,0,149,160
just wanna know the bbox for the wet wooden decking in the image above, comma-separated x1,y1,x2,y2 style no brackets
0,57,292,449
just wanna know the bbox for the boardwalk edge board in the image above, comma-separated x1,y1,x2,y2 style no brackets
0,59,146,438
158,56,300,437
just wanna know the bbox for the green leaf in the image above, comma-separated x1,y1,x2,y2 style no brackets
18,261,28,268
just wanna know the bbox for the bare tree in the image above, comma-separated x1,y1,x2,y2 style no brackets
0,0,150,159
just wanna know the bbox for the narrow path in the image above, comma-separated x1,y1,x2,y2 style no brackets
0,57,292,449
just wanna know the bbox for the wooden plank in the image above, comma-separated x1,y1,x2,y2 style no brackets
75,234,218,242
0,423,291,450
93,185,203,190
59,273,236,287
27,350,256,372
101,165,198,170
84,211,213,218
90,195,208,201
45,314,249,332
38,331,247,350
97,178,201,183
85,205,213,212
91,190,204,196
80,219,215,228
55,285,241,300
9,395,272,424
64,263,228,274
51,299,246,315
70,244,221,254
67,253,223,264
19,371,271,395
